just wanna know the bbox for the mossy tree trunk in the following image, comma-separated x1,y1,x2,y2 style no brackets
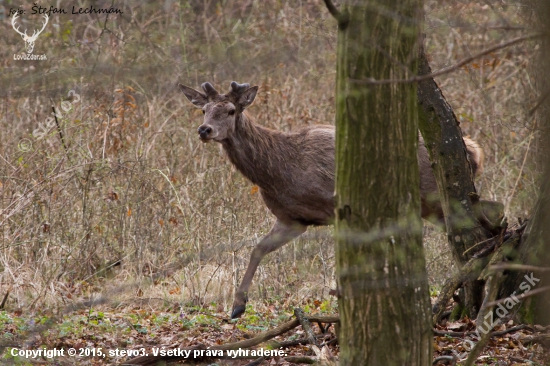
416,49,495,319
334,1,432,365
499,0,550,326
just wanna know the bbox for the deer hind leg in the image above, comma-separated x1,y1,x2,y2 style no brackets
231,220,306,319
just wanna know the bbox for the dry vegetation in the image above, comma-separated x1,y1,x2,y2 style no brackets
0,0,544,364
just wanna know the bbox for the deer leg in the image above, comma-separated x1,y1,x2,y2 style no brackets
231,220,306,319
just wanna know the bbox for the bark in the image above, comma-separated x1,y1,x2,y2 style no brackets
497,0,550,326
334,1,432,365
416,48,499,319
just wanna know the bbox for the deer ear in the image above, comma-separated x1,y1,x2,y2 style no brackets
238,86,258,109
179,84,208,107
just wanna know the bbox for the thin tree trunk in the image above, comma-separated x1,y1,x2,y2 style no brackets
499,0,550,325
334,1,432,365
416,48,496,319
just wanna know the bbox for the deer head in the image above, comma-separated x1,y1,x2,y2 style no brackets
179,81,258,142
12,13,49,54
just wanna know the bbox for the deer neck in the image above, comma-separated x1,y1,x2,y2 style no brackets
221,113,287,189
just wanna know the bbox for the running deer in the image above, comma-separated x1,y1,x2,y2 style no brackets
179,81,485,318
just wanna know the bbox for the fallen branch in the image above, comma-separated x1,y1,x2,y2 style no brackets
432,226,524,324
463,329,492,366
433,324,532,338
123,315,339,365
433,355,457,365
521,333,550,347
464,270,506,366
432,255,489,324
294,308,318,347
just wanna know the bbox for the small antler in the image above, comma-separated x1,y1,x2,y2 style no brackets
11,13,27,38
33,13,49,39
201,82,219,97
230,81,250,96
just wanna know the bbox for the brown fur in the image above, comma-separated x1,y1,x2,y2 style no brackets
418,135,483,219
222,112,335,226
222,117,482,225
179,81,483,318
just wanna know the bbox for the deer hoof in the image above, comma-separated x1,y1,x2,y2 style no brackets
231,305,246,319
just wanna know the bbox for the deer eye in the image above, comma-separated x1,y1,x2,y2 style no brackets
202,110,205,114
228,109,235,116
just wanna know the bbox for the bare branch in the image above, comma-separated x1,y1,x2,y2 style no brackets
528,88,550,116
125,314,339,365
321,0,348,26
350,33,543,85
322,0,341,19
483,285,550,308
433,355,457,365
489,263,550,273
433,324,532,338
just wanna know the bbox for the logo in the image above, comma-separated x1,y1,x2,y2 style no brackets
12,12,48,59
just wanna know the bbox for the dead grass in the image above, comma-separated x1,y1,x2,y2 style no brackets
0,0,539,321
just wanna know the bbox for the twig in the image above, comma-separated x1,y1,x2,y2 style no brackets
294,308,318,347
350,33,542,85
432,255,489,325
528,89,550,116
488,263,550,273
492,324,532,336
49,101,71,165
321,0,340,18
483,285,550,308
433,324,530,338
268,338,309,348
0,287,11,310
463,329,492,366
321,0,348,26
124,314,339,365
507,129,534,213
464,270,505,366
462,236,496,256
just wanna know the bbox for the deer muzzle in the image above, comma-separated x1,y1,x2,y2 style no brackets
198,125,213,141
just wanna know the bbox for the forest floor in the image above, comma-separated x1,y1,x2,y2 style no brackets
1,297,548,365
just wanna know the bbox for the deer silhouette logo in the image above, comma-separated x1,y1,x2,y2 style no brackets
12,13,49,54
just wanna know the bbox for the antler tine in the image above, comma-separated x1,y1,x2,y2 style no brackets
30,13,48,39
39,13,49,32
201,82,219,97
230,81,250,95
11,13,27,37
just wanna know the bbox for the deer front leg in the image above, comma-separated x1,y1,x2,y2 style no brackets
231,220,306,319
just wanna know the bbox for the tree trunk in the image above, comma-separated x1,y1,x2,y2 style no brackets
416,48,497,319
499,0,550,326
334,1,432,365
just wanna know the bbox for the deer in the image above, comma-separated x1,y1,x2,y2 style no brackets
12,13,49,54
179,81,486,319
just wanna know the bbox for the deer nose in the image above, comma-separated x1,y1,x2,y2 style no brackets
198,126,212,139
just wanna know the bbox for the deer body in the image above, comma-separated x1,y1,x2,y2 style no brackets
223,116,335,226
179,81,483,318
